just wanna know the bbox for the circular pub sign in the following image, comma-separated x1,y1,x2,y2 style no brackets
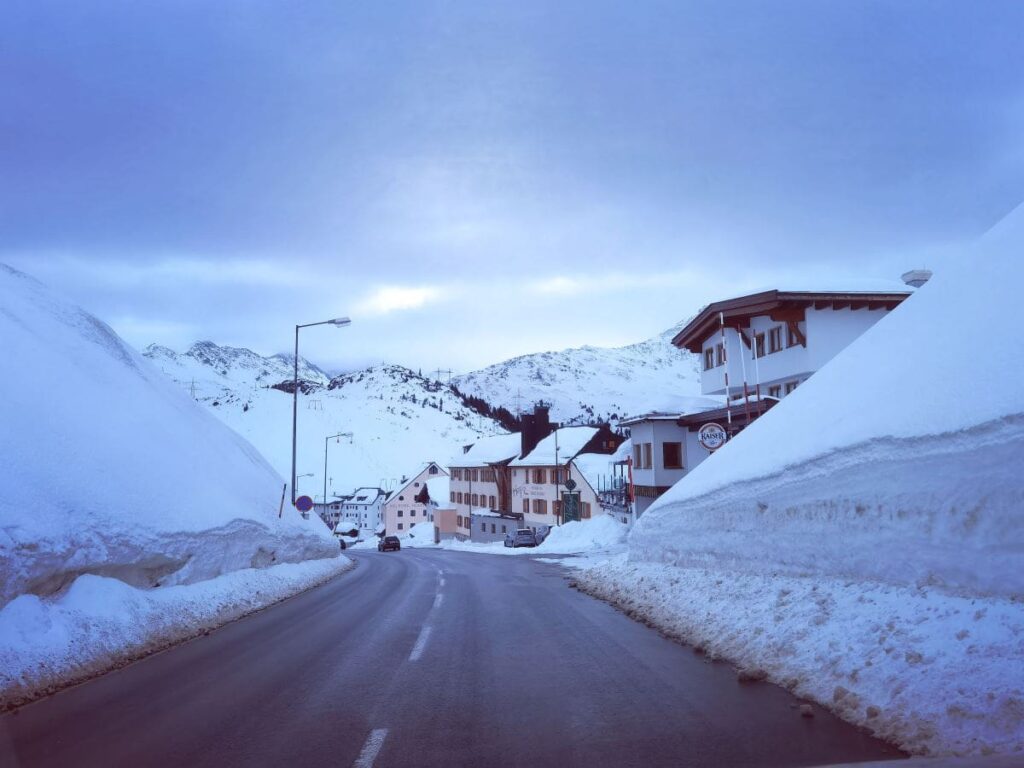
698,422,728,452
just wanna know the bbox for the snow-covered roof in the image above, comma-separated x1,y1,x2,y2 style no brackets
511,426,598,467
572,453,617,494
425,476,450,506
610,439,632,463
449,432,522,467
620,396,724,426
347,487,387,505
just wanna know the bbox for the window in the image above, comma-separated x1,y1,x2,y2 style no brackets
397,510,404,517
582,502,592,519
457,515,462,527
532,499,548,515
523,499,529,514
398,496,404,501
501,525,507,533
397,523,404,530
785,380,800,395
716,343,726,366
633,444,643,468
662,442,683,469
429,465,438,475
472,469,479,482
768,326,782,353
643,443,653,469
491,524,496,534
456,492,463,504
480,522,486,531
411,509,417,517
532,468,546,484
786,323,803,348
489,495,496,508
450,492,455,502
471,493,479,507
768,385,782,399
754,333,766,358
703,348,715,371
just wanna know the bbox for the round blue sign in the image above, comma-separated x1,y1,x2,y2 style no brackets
295,495,314,512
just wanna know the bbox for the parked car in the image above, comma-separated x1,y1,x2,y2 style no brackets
378,535,401,552
507,529,538,548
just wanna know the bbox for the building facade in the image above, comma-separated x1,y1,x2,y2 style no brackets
470,510,525,543
380,462,446,535
619,283,918,520
337,487,390,536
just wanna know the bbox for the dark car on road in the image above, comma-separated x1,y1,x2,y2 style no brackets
378,535,401,552
505,529,538,548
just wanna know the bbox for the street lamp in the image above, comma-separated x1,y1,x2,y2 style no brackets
323,431,353,509
292,317,351,505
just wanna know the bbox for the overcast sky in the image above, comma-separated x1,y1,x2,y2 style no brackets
2,1,1022,372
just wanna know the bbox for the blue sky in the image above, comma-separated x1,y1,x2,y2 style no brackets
2,1,1022,371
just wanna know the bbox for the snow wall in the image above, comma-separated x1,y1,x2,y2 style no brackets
630,209,1024,599
0,264,339,608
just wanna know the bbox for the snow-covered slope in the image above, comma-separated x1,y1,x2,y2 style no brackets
588,207,1024,757
145,345,503,497
0,265,338,609
451,324,702,424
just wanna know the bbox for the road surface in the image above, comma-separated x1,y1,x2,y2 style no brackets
0,549,903,767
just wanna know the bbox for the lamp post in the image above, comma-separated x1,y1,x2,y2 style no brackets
292,317,351,505
323,431,353,509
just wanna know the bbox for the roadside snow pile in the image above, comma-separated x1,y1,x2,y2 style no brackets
588,208,1024,757
442,515,628,556
535,515,628,554
0,264,345,706
397,521,437,548
0,557,351,710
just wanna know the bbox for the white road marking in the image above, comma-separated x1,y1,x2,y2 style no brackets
409,625,432,661
438,576,446,588
433,592,444,609
353,728,388,768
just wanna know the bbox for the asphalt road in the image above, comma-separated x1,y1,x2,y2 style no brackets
0,549,904,767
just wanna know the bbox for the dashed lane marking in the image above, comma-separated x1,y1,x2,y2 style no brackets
409,625,432,662
353,728,388,768
433,593,444,609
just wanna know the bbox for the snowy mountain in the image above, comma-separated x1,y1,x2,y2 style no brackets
451,323,704,425
144,345,503,498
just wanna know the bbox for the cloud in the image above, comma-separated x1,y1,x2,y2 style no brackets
4,254,318,288
352,285,447,316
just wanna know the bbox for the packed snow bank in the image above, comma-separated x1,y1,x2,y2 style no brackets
576,558,1024,758
397,521,437,548
0,555,352,709
536,515,628,554
632,214,1024,597
607,210,1024,757
0,264,338,608
440,515,628,556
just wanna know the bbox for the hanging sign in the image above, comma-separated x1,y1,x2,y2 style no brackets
698,422,728,452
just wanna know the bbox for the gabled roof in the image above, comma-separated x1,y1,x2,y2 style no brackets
619,396,723,426
672,286,912,353
387,462,449,504
511,426,598,467
449,432,522,467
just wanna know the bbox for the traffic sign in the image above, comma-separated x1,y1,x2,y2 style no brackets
295,495,314,513
564,477,577,491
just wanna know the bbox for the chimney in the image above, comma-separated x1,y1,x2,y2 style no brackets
520,402,554,458
901,269,932,288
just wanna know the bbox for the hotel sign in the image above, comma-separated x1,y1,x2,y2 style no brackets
698,422,728,452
